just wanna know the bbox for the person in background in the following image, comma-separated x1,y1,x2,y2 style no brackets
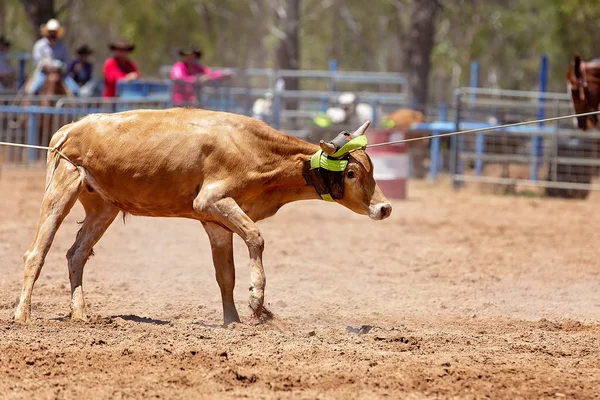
32,19,69,65
170,47,233,105
30,19,79,94
102,39,140,98
68,45,93,87
0,36,15,90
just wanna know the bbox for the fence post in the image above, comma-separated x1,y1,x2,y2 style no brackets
27,113,38,161
474,132,485,175
272,78,285,130
451,91,463,189
320,59,337,113
469,61,479,94
551,99,560,183
430,102,447,180
408,98,416,110
468,61,485,176
531,54,548,181
18,53,27,90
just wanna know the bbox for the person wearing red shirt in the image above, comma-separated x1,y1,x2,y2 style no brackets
102,39,140,98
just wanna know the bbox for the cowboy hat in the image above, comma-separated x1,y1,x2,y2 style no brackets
76,44,93,55
39,19,65,39
178,46,202,59
0,35,10,47
109,39,135,52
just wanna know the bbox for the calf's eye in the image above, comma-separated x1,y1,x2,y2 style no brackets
347,170,355,179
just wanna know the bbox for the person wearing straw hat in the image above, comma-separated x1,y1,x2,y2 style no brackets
67,45,94,86
32,19,69,65
29,19,79,95
102,39,140,98
0,36,15,90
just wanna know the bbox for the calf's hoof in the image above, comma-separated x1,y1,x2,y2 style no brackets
70,312,88,322
14,308,31,324
248,304,273,325
223,313,241,327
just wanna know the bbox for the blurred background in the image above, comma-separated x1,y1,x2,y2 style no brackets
2,0,600,199
2,0,599,105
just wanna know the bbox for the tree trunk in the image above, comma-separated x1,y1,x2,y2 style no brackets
275,0,301,89
404,0,439,112
273,0,301,128
20,0,55,38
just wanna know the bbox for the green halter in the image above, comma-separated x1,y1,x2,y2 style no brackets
308,135,368,202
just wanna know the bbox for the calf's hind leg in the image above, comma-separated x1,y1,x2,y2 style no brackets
202,222,240,325
66,190,118,321
14,162,83,324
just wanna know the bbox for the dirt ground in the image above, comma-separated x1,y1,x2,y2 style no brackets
1,168,600,399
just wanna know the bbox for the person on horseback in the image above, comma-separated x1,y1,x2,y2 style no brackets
29,19,79,95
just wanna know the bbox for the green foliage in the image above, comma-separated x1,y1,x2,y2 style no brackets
3,0,600,101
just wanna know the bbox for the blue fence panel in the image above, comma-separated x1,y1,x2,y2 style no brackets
429,102,447,180
117,81,171,100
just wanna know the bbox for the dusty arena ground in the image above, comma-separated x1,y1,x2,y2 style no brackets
1,168,600,399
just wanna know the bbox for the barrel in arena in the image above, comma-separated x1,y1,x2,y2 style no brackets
366,129,408,200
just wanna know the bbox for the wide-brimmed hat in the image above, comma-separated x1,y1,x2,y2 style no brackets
178,46,202,58
40,19,65,39
0,35,10,47
109,39,135,52
76,44,93,55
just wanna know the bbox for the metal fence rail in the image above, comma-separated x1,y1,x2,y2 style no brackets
447,87,598,198
0,105,96,165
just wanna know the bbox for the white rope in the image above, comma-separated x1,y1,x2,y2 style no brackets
1,109,599,152
0,141,53,150
367,109,600,148
0,138,77,171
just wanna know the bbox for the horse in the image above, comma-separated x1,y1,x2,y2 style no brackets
566,53,600,130
547,53,600,198
11,62,72,162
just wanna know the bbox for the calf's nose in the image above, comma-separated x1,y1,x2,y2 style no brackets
369,202,392,220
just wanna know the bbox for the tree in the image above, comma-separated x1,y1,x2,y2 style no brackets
404,0,440,111
274,0,301,121
275,0,301,89
19,0,55,37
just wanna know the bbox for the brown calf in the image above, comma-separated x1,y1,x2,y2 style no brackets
14,108,391,325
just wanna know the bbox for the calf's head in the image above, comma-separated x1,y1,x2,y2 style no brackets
312,121,392,220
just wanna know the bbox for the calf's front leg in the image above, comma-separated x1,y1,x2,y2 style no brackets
195,196,267,321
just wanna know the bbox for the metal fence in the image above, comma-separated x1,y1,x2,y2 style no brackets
446,88,600,198
0,68,410,167
0,97,171,166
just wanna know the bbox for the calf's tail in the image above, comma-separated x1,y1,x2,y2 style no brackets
45,123,78,192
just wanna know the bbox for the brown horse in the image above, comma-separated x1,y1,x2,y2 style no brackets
15,64,71,161
37,64,70,148
566,53,600,130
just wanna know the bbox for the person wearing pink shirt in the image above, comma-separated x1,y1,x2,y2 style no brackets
170,47,233,105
